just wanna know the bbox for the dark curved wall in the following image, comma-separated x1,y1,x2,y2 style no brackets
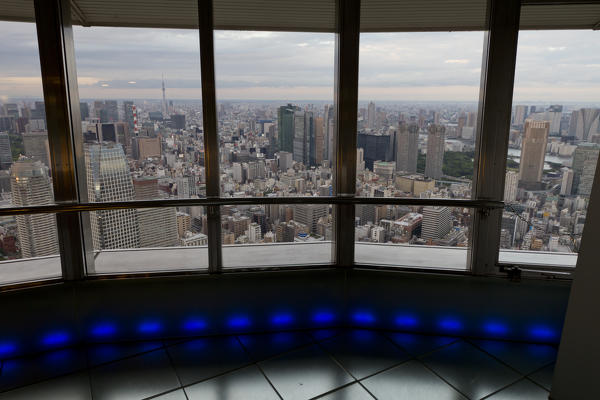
0,269,571,360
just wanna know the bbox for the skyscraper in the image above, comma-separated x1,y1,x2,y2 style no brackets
133,177,178,248
513,105,528,126
293,110,314,166
123,101,134,130
293,204,328,234
314,116,324,165
23,131,50,167
277,104,298,154
519,119,549,190
569,108,600,141
85,143,140,250
425,124,445,180
421,206,451,241
396,122,418,173
572,143,600,196
10,159,59,257
560,168,574,196
357,131,395,171
504,171,519,202
0,132,12,170
367,101,376,129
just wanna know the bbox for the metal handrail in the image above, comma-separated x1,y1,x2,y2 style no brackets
0,197,504,216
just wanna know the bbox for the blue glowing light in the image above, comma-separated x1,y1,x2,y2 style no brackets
271,313,294,326
529,325,558,341
41,331,70,347
395,314,419,329
483,321,509,336
0,341,17,357
90,323,117,338
138,320,162,334
183,318,207,332
312,310,335,324
437,317,463,333
228,315,251,329
352,310,376,325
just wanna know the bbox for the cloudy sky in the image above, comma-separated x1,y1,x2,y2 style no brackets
1,20,600,103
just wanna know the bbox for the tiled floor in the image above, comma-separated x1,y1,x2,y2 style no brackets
0,328,555,399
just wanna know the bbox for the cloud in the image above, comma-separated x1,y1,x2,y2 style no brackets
444,59,470,64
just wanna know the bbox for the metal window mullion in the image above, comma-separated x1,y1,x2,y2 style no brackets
198,0,222,273
34,0,94,280
469,0,521,275
333,0,360,267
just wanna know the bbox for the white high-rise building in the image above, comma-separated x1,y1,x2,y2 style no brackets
10,159,59,258
421,206,451,241
560,168,574,196
367,101,376,129
425,124,445,180
504,171,519,203
293,204,328,234
85,143,140,250
396,122,418,173
247,222,262,243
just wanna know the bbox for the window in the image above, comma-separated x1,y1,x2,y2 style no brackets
0,17,61,284
498,29,600,268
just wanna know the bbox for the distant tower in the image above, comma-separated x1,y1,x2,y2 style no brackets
161,74,168,117
396,122,418,173
132,105,139,136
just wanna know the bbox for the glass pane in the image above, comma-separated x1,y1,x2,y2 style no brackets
355,205,471,270
0,19,54,207
356,32,485,200
214,31,335,198
500,29,600,268
221,204,333,268
86,206,208,274
0,16,62,285
73,22,204,201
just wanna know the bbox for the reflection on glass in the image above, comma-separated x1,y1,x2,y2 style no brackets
355,205,470,270
356,32,485,199
221,204,333,268
500,30,600,263
214,31,335,198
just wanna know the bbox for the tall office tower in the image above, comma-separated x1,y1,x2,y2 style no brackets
293,204,328,234
466,111,477,127
292,110,308,164
547,105,563,135
324,104,335,162
171,114,185,130
133,177,178,248
23,131,50,167
367,101,376,129
519,119,549,190
80,102,90,121
123,101,134,130
421,206,451,241
85,143,140,250
93,101,105,120
277,104,298,153
132,137,161,160
569,108,600,141
278,151,293,171
425,124,445,180
357,131,396,171
0,132,12,170
560,168,574,196
10,159,59,257
357,148,365,173
314,116,324,165
31,101,46,120
396,122,418,173
513,105,528,126
504,171,519,202
104,100,119,122
572,143,600,196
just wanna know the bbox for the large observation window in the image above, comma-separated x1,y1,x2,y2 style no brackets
0,16,62,284
356,32,484,201
214,31,335,199
498,29,600,269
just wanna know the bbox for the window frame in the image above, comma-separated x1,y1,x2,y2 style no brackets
1,0,588,289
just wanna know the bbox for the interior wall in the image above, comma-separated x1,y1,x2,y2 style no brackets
0,269,571,360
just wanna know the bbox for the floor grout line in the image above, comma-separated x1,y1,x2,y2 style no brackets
234,335,284,400
160,339,188,400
